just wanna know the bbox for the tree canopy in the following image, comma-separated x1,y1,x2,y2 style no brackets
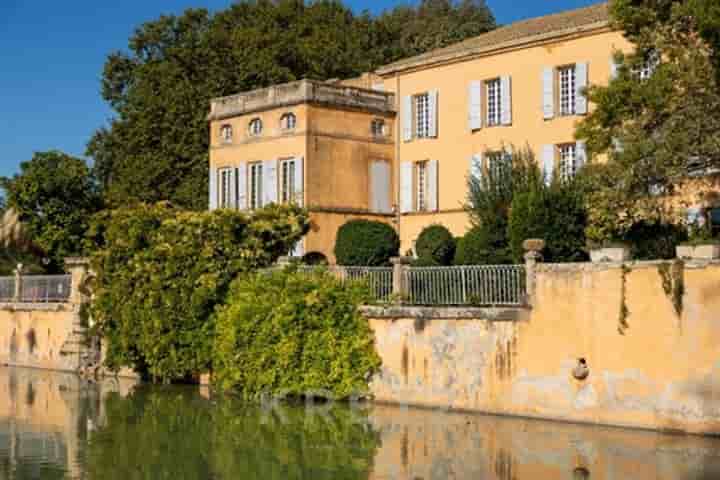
1,151,102,271
88,0,496,210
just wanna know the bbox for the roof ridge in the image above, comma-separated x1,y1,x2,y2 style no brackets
377,2,609,75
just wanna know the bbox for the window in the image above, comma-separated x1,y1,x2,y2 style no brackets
249,163,263,210
280,113,296,131
558,143,578,180
248,118,263,136
414,93,430,139
415,161,428,211
486,151,511,180
279,158,296,203
371,119,386,137
634,50,659,81
486,78,502,127
218,168,233,208
710,208,720,236
220,124,233,143
558,65,577,116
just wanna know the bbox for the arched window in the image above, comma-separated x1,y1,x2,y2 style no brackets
248,118,263,136
371,119,386,137
220,124,233,143
280,113,297,131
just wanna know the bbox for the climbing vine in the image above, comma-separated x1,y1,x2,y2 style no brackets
657,260,685,317
618,265,631,335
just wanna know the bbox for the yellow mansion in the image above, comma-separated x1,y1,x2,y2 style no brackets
207,3,660,262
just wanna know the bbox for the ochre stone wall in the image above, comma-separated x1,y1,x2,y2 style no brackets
0,305,81,372
367,261,720,435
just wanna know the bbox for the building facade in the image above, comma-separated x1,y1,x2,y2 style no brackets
208,2,717,261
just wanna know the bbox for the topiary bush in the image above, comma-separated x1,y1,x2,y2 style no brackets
301,251,328,265
414,224,456,266
88,202,309,383
453,219,512,265
213,268,381,399
334,220,399,266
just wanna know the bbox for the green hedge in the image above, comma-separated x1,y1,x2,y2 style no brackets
213,268,381,399
414,224,456,266
89,202,309,382
334,220,399,266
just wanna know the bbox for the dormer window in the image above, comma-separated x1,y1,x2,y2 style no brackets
220,124,233,143
280,113,297,131
371,119,386,137
248,118,263,137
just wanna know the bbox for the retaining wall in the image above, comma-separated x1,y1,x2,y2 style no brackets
364,260,720,435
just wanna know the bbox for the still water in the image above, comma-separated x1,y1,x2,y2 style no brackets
0,367,718,479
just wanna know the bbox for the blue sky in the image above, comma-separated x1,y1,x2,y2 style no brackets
0,0,600,179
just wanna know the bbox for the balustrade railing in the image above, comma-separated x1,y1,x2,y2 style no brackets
294,265,394,302
20,275,72,303
0,278,14,302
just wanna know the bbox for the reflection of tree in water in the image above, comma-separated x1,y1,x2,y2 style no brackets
82,386,380,479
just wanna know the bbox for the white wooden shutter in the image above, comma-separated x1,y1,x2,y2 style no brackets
370,161,391,213
610,57,620,80
501,75,512,125
236,163,247,210
428,160,439,212
262,159,278,206
542,67,555,120
209,167,218,210
576,62,589,115
294,156,304,205
400,162,413,213
229,167,237,209
576,141,587,170
470,153,483,182
542,145,555,186
612,137,624,154
468,81,482,131
428,89,438,138
402,96,413,142
291,239,305,258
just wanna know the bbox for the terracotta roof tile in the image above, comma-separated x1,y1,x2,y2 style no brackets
377,2,610,75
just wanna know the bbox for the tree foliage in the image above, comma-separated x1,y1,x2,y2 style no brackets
89,202,309,382
213,268,381,399
1,151,102,272
89,0,495,209
577,0,720,233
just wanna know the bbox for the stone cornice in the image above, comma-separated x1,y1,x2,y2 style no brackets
208,80,396,121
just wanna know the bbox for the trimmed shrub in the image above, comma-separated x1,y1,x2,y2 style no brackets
414,224,456,266
508,183,589,263
213,269,381,398
334,220,399,266
624,221,687,260
89,202,309,382
454,219,512,265
302,251,328,265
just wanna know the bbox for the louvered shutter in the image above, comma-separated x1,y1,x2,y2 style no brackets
229,167,237,209
236,163,247,210
209,167,218,210
501,75,512,125
294,156,304,206
371,161,391,213
428,90,439,138
402,96,413,142
428,160,439,212
400,162,413,213
263,159,278,206
470,153,483,182
610,57,620,80
576,141,587,170
576,62,589,115
542,67,555,119
468,81,482,131
542,145,555,186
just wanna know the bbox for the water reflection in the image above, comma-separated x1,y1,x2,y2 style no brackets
0,367,718,479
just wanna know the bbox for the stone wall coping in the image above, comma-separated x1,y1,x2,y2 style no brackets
359,305,529,321
0,302,73,312
536,259,720,273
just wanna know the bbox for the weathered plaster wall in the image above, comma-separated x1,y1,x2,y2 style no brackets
367,261,720,435
0,304,82,372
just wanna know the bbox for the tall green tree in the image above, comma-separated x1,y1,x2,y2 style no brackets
576,0,720,215
1,151,102,272
89,0,495,210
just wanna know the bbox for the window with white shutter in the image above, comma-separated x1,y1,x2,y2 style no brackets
414,93,430,139
248,163,263,210
558,144,578,180
218,168,233,208
486,78,502,127
558,65,577,116
279,158,296,204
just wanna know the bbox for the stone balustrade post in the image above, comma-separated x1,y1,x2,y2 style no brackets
13,264,23,303
64,257,92,306
390,256,413,304
522,239,545,307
